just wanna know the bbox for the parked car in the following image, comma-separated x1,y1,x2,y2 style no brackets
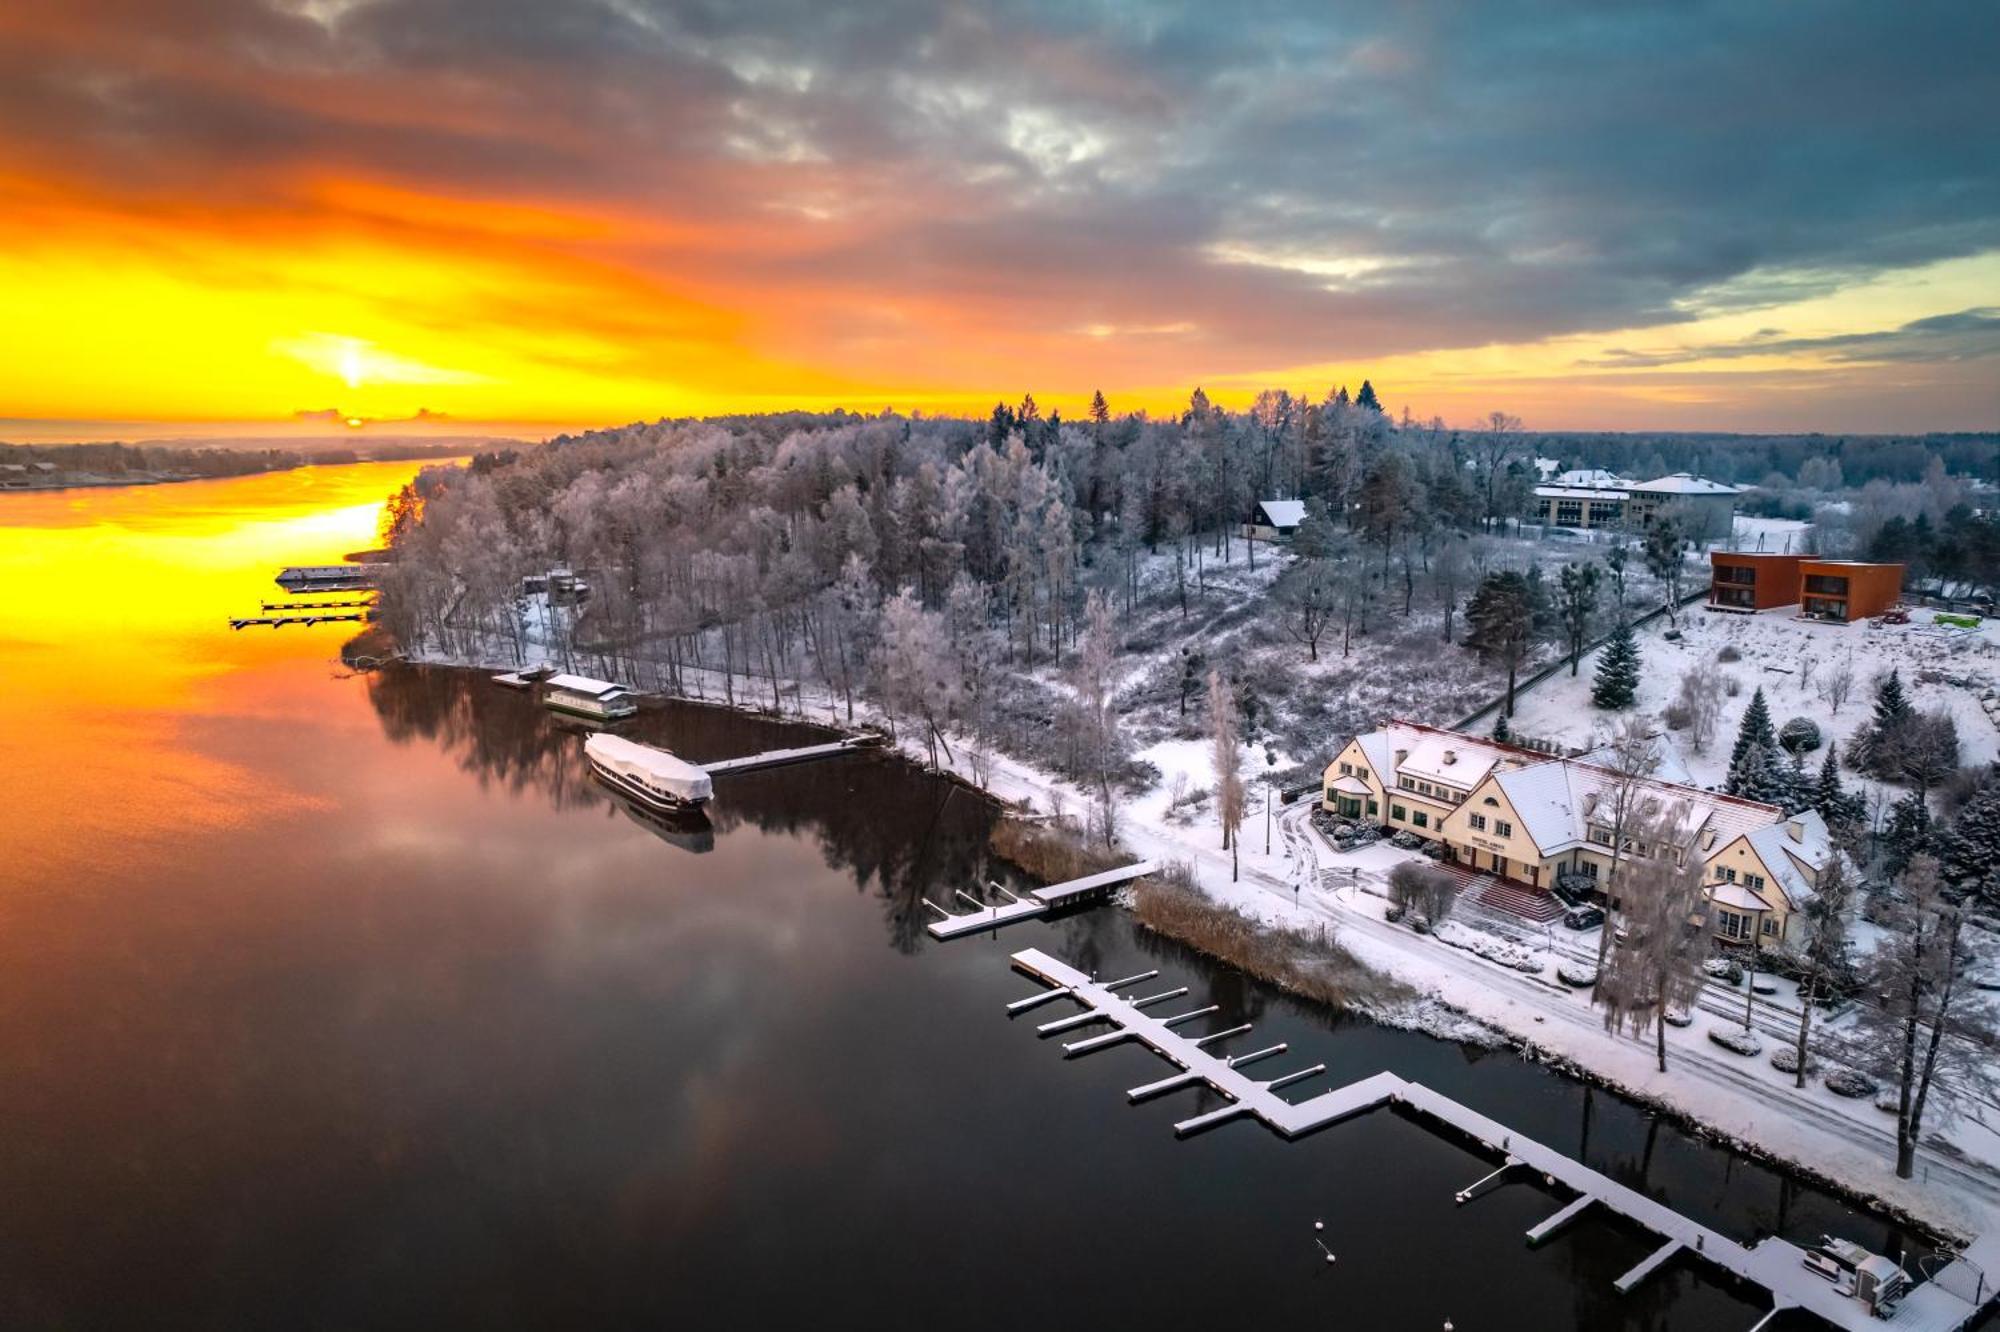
1562,906,1605,931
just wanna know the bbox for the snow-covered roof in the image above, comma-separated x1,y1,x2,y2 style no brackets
1534,485,1629,501
1739,809,1833,911
1398,733,1504,791
1710,881,1771,911
1255,499,1307,529
1329,774,1371,796
1553,468,1631,489
1490,759,1778,858
1631,472,1741,496
545,673,628,698
1343,720,1528,793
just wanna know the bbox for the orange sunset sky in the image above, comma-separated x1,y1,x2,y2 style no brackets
1,1,1995,441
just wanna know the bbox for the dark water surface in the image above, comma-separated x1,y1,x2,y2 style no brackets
0,466,1921,1329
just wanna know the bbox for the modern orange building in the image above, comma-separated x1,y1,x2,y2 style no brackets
1707,554,1905,621
1709,552,1806,611
1799,561,1905,622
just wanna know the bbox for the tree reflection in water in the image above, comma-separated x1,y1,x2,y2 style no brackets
362,665,1024,953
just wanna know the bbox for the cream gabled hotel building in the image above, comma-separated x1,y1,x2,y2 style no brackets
1323,721,1837,945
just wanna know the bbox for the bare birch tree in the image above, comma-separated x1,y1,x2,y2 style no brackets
1594,806,1710,1072
1851,855,1997,1178
1207,669,1246,882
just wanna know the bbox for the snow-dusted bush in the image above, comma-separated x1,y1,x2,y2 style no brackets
1708,1025,1763,1056
1770,1044,1816,1075
1718,645,1742,663
1703,957,1745,986
1824,1069,1878,1098
1779,716,1822,753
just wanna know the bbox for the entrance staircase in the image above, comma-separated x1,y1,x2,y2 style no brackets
1433,862,1565,923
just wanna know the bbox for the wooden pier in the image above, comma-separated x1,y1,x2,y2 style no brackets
1006,947,1992,1332
700,736,880,778
925,861,1159,940
261,598,374,611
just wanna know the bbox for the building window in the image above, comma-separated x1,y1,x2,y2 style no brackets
1339,762,1353,777
1469,814,1487,831
1391,804,1406,821
1366,799,1378,817
1761,917,1778,937
1746,874,1766,891
1580,860,1599,879
1717,910,1746,939
1413,811,1429,829
1495,820,1513,838
1716,867,1736,882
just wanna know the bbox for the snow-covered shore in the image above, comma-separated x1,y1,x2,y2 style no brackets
390,634,2000,1244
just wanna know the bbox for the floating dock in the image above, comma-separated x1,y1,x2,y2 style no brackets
1007,947,1991,1332
700,736,880,777
261,598,374,611
925,861,1159,940
229,613,367,629
275,565,381,592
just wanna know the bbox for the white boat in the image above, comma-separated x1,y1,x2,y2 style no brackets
542,673,638,720
584,733,712,811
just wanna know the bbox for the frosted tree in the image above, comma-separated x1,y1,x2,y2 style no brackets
1590,716,1661,980
1936,783,2000,903
1673,663,1723,753
1789,854,1855,1090
1642,519,1688,627
1207,669,1246,882
1852,856,1997,1179
1556,562,1601,675
1463,571,1537,715
873,588,961,769
1073,589,1123,846
1594,804,1710,1073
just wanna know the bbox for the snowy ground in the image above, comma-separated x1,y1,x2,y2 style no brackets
1504,601,2000,794
397,539,2000,1246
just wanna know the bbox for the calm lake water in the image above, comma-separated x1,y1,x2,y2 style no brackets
0,464,1926,1329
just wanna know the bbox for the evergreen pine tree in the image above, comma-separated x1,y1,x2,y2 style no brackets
1935,783,2000,898
1733,743,1790,808
1591,620,1640,709
1725,687,1778,796
1812,742,1866,830
1355,379,1384,413
1782,747,1812,815
1873,668,1914,732
1882,791,1932,875
1492,711,1513,743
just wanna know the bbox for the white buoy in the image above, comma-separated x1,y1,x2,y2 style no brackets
1314,1220,1324,1231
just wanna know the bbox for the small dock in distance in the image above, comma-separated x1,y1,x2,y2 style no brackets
261,598,374,611
926,861,1158,940
229,613,367,630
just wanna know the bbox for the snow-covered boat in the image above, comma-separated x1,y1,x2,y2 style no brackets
543,673,638,721
584,733,713,811
1802,1236,1908,1317
492,664,557,690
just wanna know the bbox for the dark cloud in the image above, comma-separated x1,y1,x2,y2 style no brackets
0,0,1994,379
1586,308,2000,369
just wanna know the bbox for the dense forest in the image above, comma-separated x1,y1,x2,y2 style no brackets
375,392,2000,808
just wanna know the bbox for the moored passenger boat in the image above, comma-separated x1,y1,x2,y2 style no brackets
584,733,713,811
542,673,638,720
